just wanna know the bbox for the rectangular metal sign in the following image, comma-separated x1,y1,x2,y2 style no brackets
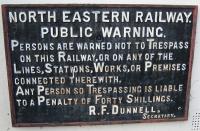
2,4,198,127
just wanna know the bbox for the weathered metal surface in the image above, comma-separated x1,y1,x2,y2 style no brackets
2,4,198,127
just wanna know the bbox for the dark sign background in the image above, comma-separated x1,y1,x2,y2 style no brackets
2,5,197,127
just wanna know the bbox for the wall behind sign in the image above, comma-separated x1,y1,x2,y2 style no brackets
0,0,200,131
